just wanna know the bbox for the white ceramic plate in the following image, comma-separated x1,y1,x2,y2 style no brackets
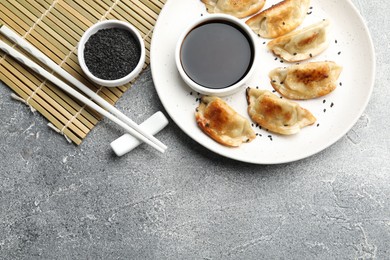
150,0,375,164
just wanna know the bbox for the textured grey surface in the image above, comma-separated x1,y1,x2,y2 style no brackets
0,0,389,259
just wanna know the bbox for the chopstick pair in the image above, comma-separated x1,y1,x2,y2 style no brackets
0,24,167,153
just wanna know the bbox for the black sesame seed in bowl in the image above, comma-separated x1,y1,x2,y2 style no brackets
78,20,145,87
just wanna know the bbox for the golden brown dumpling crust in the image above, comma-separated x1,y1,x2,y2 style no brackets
196,96,256,147
246,88,316,135
269,61,343,100
201,0,266,18
267,19,331,62
246,0,311,38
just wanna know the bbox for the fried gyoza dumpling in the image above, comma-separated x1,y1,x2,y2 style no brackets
267,19,331,62
269,61,342,100
246,88,316,135
196,96,256,147
246,0,311,38
201,0,266,18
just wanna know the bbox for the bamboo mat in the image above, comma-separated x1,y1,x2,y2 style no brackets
0,0,166,145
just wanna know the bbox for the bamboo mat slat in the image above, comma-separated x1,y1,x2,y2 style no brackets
0,0,166,145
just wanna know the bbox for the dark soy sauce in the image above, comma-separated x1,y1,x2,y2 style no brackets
180,21,254,89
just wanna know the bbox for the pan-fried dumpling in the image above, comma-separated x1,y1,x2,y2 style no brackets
267,19,331,62
246,0,311,38
201,0,266,18
196,96,256,147
246,88,316,135
269,61,342,100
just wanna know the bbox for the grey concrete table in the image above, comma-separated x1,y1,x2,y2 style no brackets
1,0,389,259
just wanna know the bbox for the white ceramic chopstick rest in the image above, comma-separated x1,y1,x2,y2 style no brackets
110,112,168,156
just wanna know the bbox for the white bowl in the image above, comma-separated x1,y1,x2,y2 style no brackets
78,20,145,87
175,14,258,96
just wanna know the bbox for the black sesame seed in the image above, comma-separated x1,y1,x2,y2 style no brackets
272,90,276,93
323,109,327,113
307,12,312,15
317,123,320,127
338,51,341,55
323,99,326,104
282,22,285,25
309,53,313,57
272,80,276,83
256,86,259,89
205,123,210,127
293,53,297,56
274,57,278,61
280,81,284,84
263,41,266,44
84,28,141,80
335,39,338,44
310,6,313,9
190,91,193,95
339,82,343,86
330,102,334,108
280,60,284,63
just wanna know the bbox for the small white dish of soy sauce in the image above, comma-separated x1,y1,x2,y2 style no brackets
175,14,258,96
78,20,146,87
